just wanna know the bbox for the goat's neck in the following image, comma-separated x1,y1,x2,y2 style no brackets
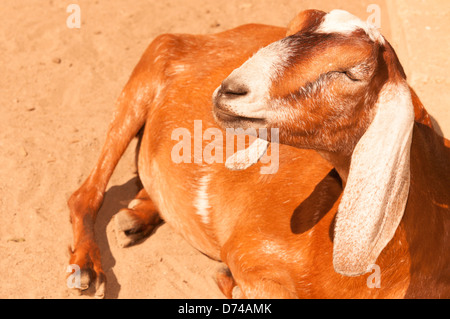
317,151,351,187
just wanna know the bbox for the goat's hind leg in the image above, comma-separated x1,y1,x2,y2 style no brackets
67,34,181,297
67,78,152,297
114,188,162,247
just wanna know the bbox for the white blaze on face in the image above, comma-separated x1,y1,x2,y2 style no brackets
317,9,385,44
216,39,294,119
214,40,292,171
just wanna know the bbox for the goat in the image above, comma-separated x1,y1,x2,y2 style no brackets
67,9,450,298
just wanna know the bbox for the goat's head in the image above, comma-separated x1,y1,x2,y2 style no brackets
213,9,415,276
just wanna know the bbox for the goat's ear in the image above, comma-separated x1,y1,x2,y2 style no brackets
333,80,415,276
286,10,327,36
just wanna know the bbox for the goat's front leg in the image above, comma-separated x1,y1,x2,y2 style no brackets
216,267,237,299
67,79,151,297
114,188,162,247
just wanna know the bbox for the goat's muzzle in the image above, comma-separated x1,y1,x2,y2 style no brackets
213,91,266,130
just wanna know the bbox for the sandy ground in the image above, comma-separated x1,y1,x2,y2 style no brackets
0,0,448,299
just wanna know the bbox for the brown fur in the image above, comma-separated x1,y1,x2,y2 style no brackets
67,10,450,298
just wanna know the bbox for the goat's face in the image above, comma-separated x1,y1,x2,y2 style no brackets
214,9,416,277
213,9,398,155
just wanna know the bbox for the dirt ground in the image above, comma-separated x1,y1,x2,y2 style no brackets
0,0,448,299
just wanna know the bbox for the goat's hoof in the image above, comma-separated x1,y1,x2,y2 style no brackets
232,286,244,299
68,268,106,298
114,203,161,248
94,271,106,298
79,268,91,290
68,246,107,298
114,208,149,247
216,267,236,299
66,266,106,298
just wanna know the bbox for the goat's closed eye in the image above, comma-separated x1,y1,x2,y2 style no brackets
339,70,361,82
326,70,361,82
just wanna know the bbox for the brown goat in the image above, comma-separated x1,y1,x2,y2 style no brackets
67,9,450,298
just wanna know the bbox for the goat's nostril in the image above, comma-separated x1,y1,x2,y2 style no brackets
219,80,249,98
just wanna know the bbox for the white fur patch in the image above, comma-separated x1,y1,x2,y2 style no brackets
214,39,293,119
128,199,141,210
317,10,385,44
193,174,211,224
225,138,269,170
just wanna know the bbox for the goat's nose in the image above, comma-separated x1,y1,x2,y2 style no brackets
218,79,249,99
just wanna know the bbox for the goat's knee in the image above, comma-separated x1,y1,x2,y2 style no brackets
114,188,162,247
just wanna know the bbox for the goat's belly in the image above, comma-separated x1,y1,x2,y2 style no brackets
137,129,221,260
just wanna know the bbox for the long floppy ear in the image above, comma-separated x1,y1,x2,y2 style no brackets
333,78,415,276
